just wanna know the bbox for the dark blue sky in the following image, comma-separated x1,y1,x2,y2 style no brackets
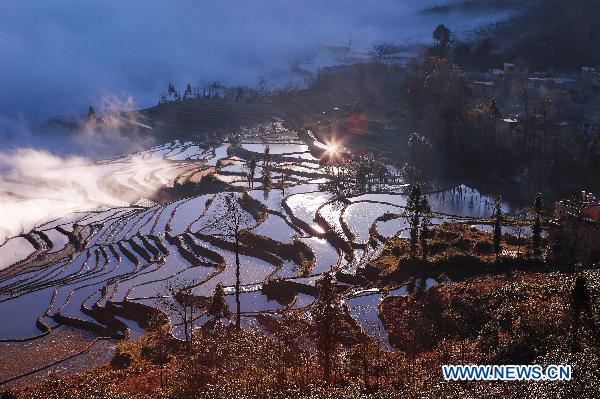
0,0,506,121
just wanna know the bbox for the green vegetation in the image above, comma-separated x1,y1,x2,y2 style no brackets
150,175,243,203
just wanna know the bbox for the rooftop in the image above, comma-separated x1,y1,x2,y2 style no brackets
555,191,600,222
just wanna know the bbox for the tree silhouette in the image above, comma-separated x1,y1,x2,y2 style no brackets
420,196,432,261
143,315,172,389
167,83,179,101
157,281,196,352
261,145,272,189
208,282,231,321
570,275,596,351
208,193,254,330
433,24,452,56
311,273,344,384
532,193,543,258
183,83,193,100
404,184,423,259
405,133,432,182
87,106,96,124
246,156,257,188
406,277,416,295
493,195,503,259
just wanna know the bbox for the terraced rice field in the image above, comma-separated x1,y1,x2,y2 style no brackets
0,122,516,352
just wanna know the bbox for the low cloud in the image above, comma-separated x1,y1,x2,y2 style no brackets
0,93,163,243
0,0,510,121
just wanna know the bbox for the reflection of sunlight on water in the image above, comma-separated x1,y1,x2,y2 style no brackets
325,142,339,156
311,223,325,234
287,191,330,224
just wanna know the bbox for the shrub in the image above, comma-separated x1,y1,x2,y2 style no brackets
474,240,493,254
110,346,134,369
0,390,18,399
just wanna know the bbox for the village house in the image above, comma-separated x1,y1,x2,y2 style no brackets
552,191,600,265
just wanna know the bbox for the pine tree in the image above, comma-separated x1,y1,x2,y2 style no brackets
570,275,596,351
404,184,423,259
532,193,543,258
311,273,344,384
183,83,193,100
87,106,96,124
208,283,230,321
433,24,452,55
420,196,432,261
493,195,503,259
167,83,177,100
261,145,272,188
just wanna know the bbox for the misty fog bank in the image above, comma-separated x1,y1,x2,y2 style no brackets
0,0,511,122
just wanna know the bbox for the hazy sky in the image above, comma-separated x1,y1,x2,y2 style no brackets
0,0,507,121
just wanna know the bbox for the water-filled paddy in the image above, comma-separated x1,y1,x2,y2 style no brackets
0,126,524,343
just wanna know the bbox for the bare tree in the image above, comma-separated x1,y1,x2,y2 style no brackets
371,42,394,64
209,193,255,330
246,156,257,188
157,280,197,352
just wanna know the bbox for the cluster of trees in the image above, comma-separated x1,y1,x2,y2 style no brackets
515,88,599,188
381,271,599,397
406,37,509,178
160,270,405,395
403,133,433,183
10,268,598,398
370,42,395,64
437,0,600,72
399,187,546,262
240,145,276,190
161,193,253,336
158,77,271,104
320,154,393,197
490,192,546,260
405,24,600,189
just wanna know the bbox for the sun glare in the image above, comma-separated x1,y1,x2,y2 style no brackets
325,142,339,155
